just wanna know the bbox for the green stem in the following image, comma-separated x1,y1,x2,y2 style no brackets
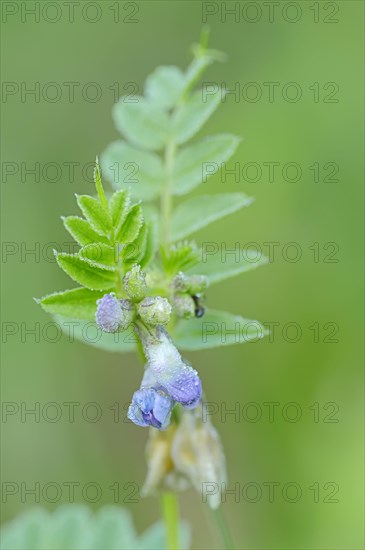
161,492,180,550
210,507,235,550
161,140,176,247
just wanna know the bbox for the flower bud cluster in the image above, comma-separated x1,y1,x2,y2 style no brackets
95,266,172,333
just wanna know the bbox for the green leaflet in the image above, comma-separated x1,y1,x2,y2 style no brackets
170,193,253,241
140,221,157,269
181,39,225,96
189,248,269,284
160,242,200,274
56,253,116,291
101,141,163,200
76,194,112,236
94,160,109,211
55,315,136,353
145,65,185,109
0,505,190,549
109,188,130,230
173,134,241,195
174,309,268,350
79,243,119,269
112,97,170,152
172,88,222,145
37,287,103,320
62,216,109,246
115,203,144,243
182,55,214,96
122,223,148,266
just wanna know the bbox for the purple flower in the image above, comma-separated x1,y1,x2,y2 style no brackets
95,293,133,332
151,361,202,409
141,328,202,409
128,388,174,430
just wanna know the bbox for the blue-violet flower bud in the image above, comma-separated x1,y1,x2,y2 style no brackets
95,293,133,332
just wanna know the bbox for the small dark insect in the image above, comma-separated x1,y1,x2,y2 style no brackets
192,294,205,318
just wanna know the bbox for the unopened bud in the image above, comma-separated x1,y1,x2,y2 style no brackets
173,272,190,293
188,274,209,294
173,272,209,295
95,294,134,332
172,293,195,319
123,265,147,301
138,296,172,326
119,299,135,327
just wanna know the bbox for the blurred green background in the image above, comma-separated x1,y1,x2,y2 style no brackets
1,1,364,548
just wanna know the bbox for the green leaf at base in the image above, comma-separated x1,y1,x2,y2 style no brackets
170,193,253,241
174,309,267,350
0,505,190,549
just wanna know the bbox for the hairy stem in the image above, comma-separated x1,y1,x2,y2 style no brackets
161,140,176,247
161,491,180,550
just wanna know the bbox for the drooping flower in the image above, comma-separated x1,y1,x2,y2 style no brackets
127,387,174,430
140,326,202,409
141,425,190,497
171,403,227,510
140,402,227,509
